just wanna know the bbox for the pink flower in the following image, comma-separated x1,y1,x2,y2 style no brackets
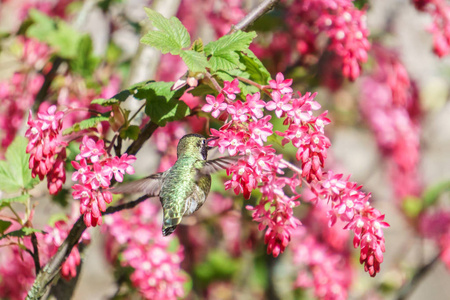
266,91,293,118
245,92,265,119
77,136,106,162
25,105,67,194
227,100,249,122
202,93,228,118
222,78,241,100
269,72,293,94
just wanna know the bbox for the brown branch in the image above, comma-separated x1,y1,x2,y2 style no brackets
31,233,41,275
395,253,440,300
229,0,279,34
125,121,159,155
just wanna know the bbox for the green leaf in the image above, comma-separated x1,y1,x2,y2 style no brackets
204,31,257,56
208,51,241,72
402,196,423,218
0,194,29,209
62,115,109,135
0,161,21,192
26,10,56,41
91,98,119,106
140,8,190,55
191,38,204,52
48,213,69,227
120,125,140,140
0,137,39,192
180,50,210,73
0,227,43,241
135,81,191,126
239,49,271,84
69,34,100,77
422,180,450,208
187,83,217,97
0,220,12,235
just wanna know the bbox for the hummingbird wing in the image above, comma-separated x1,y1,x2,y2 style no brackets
199,156,242,175
110,172,165,196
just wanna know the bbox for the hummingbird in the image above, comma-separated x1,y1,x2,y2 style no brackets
111,133,240,236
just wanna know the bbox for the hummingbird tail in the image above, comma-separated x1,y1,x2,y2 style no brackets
162,217,182,236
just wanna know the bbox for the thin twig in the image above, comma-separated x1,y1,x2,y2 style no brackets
31,233,41,275
395,253,441,300
125,121,159,155
229,0,279,34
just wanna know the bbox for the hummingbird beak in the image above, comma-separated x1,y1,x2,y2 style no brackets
206,136,219,150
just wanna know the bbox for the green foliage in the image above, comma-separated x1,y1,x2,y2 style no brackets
422,180,450,208
239,49,271,84
27,10,99,77
402,196,423,218
69,34,101,77
51,188,70,207
204,31,257,72
140,8,191,55
194,250,240,284
91,98,120,106
0,227,43,241
133,81,190,126
0,220,12,234
0,195,30,209
62,115,110,135
180,50,210,73
120,125,140,140
0,137,39,193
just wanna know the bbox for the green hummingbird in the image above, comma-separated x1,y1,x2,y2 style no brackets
111,133,239,236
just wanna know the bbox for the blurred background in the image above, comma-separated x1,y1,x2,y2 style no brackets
1,0,450,299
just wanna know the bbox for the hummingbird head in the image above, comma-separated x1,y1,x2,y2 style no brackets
177,133,209,160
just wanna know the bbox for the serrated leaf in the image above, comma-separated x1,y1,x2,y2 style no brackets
180,50,209,73
0,195,29,209
140,8,190,55
0,227,43,241
208,51,241,72
136,81,190,126
91,98,119,106
204,31,256,56
0,137,38,192
120,125,140,140
0,220,12,234
62,116,109,135
191,38,204,52
69,34,100,77
188,83,217,97
240,49,271,84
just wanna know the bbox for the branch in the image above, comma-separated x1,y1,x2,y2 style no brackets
125,121,159,155
395,253,440,300
229,0,279,34
31,233,41,275
26,195,149,299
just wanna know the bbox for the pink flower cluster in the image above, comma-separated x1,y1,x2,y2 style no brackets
0,71,44,154
290,203,352,300
359,44,422,199
311,172,389,277
204,75,325,257
41,219,90,280
104,201,187,299
420,210,450,269
25,105,67,194
253,0,370,81
203,74,389,276
0,245,36,300
413,0,450,57
0,211,89,299
71,136,136,227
